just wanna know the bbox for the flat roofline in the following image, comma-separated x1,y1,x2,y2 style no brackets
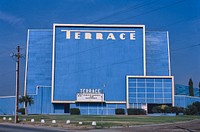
126,75,174,78
28,29,52,31
53,23,145,28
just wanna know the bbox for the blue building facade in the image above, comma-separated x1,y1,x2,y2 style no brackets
127,76,173,111
24,24,174,114
2,24,193,115
174,84,200,108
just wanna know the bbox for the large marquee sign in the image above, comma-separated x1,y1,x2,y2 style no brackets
52,24,145,103
76,88,104,102
76,93,104,102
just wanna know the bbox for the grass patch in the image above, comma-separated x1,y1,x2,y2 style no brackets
0,115,200,128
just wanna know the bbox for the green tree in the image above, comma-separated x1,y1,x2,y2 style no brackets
188,78,194,96
19,95,34,115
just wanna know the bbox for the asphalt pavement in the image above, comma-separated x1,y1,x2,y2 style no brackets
0,124,67,132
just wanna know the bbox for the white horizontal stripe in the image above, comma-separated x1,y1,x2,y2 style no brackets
61,30,135,33
54,23,144,28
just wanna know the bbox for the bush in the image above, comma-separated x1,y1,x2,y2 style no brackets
171,106,184,115
152,105,177,113
115,108,125,115
184,105,198,115
164,106,172,113
192,101,200,112
152,105,168,113
152,105,169,113
127,108,146,115
70,108,80,115
18,108,25,115
152,106,161,113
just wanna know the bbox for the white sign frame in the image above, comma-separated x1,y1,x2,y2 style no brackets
76,93,104,102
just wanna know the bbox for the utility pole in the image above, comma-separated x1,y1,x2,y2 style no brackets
11,45,21,123
15,45,20,123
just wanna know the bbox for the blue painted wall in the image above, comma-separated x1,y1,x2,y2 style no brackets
175,95,200,108
0,97,23,115
0,97,15,115
53,26,144,102
175,84,199,96
28,87,53,114
70,103,126,115
174,84,200,108
0,87,53,115
25,29,52,94
146,31,170,76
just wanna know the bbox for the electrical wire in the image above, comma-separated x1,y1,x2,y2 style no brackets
171,43,200,52
114,0,186,23
88,0,158,24
6,0,197,75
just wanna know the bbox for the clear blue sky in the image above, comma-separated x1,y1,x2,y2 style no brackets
0,0,199,96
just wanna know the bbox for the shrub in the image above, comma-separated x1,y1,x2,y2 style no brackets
18,108,25,115
115,108,125,115
70,108,80,115
184,105,198,115
192,101,200,112
152,105,174,113
152,106,161,113
152,105,169,113
171,106,184,115
127,108,146,115
164,106,172,113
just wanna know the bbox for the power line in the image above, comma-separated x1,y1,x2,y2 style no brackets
18,0,198,74
158,16,197,30
171,43,200,52
88,0,158,24
18,0,194,59
114,0,186,23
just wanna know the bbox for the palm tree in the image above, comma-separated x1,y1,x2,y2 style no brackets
19,95,34,115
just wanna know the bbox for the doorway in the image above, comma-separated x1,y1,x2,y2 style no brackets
64,104,70,113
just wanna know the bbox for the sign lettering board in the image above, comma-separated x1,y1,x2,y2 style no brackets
76,93,104,102
52,24,145,102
